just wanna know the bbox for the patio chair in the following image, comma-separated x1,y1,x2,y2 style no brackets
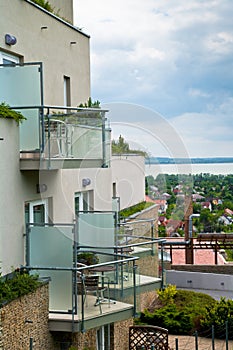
84,274,110,314
76,263,110,314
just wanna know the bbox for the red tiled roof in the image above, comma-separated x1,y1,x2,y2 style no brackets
164,238,226,265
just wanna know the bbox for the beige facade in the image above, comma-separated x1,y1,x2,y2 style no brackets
0,0,90,106
49,0,74,23
111,154,145,209
0,4,161,350
0,0,102,274
0,118,114,274
0,0,146,275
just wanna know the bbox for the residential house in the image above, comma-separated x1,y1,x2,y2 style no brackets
192,193,205,202
145,195,168,214
0,1,161,349
201,201,212,211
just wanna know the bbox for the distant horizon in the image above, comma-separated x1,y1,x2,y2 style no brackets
146,156,233,164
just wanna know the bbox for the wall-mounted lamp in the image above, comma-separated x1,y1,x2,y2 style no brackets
82,178,91,187
70,41,77,45
41,26,48,30
5,34,17,46
36,184,47,193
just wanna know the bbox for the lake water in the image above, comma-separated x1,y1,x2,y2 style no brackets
145,162,233,177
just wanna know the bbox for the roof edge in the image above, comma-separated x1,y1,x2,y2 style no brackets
24,0,90,38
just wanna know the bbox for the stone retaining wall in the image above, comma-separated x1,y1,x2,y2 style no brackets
137,254,158,277
113,318,134,350
0,282,54,350
124,204,158,239
122,289,158,313
53,318,134,350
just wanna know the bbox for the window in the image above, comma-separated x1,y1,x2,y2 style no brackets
25,199,48,224
112,182,116,197
64,75,71,107
75,191,93,214
97,325,111,350
0,51,19,65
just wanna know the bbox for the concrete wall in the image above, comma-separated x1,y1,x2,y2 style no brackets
166,269,233,292
112,155,145,210
0,0,90,106
171,264,233,275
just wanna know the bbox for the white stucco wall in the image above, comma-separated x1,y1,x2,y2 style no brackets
111,155,145,210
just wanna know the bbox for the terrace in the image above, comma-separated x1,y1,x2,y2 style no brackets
19,105,111,170
25,216,163,332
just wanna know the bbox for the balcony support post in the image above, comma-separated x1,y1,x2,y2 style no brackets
133,261,137,317
101,111,107,168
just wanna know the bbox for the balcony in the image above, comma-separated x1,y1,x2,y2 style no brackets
19,106,111,170
0,62,110,170
25,219,163,332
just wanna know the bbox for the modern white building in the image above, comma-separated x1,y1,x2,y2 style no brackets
0,1,160,349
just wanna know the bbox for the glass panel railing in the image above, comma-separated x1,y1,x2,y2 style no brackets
71,125,103,159
19,108,40,151
0,64,41,107
105,128,111,167
27,224,75,313
25,221,142,317
78,212,115,260
0,63,42,153
43,111,111,165
0,63,110,165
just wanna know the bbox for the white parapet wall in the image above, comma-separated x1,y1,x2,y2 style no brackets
166,270,233,292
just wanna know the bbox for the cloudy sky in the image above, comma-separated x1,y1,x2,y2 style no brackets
74,0,233,158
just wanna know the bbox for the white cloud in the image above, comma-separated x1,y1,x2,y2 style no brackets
74,0,233,157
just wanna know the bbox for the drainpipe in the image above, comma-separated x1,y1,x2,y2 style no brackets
186,214,200,264
101,111,107,168
188,214,200,239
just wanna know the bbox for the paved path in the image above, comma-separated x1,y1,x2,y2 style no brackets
168,335,233,350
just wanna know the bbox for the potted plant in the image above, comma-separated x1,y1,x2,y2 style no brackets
0,102,26,124
77,252,99,266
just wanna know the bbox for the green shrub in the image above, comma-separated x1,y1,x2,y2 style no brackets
139,288,217,335
30,0,54,12
141,304,193,335
200,297,233,339
120,201,154,219
0,102,26,124
0,271,40,305
157,284,177,304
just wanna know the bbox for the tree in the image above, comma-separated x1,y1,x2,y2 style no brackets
78,97,100,108
112,135,148,156
200,209,217,232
